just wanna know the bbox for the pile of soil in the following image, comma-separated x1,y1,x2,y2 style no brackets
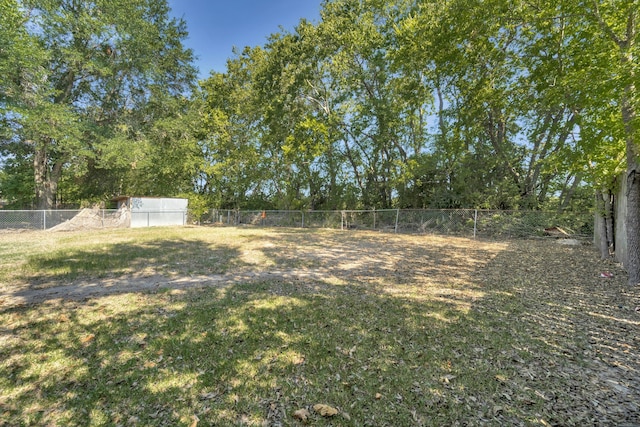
48,207,129,232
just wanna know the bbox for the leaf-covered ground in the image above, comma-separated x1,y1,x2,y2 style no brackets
0,227,638,426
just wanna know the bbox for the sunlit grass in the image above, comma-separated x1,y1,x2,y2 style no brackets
0,227,636,425
0,279,520,425
0,227,280,286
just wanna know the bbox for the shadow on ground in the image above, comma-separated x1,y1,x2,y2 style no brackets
473,239,639,425
0,228,638,426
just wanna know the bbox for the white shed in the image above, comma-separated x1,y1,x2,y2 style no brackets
115,197,188,228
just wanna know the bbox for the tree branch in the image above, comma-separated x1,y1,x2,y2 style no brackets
591,1,626,48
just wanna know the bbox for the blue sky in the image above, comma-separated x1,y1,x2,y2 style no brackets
167,0,322,78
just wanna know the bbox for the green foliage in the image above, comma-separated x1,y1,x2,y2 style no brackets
4,0,634,214
1,0,197,208
0,154,34,208
193,0,619,211
179,192,211,224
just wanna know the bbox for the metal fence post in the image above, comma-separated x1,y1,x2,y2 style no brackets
301,211,305,228
43,210,46,230
473,209,478,238
395,209,400,233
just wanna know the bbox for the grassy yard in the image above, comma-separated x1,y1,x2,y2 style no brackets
0,227,638,426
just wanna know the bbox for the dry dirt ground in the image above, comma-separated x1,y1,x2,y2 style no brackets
0,228,639,424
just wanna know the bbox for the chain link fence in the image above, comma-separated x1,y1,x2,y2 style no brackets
0,208,170,230
0,208,593,239
207,209,593,239
0,210,88,230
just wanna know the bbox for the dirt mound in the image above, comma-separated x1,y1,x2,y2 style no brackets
48,207,129,232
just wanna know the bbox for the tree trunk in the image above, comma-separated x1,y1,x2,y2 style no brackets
34,146,50,210
625,154,640,285
622,90,640,285
596,189,615,260
603,190,615,258
33,143,63,210
558,173,581,213
590,1,639,285
597,198,610,260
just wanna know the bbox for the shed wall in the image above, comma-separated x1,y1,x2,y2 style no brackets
129,197,188,228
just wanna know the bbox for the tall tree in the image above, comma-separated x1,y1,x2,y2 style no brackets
584,1,639,285
1,0,196,208
394,0,591,210
198,51,267,209
313,0,425,208
521,0,637,280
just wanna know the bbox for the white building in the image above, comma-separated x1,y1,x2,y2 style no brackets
115,197,188,228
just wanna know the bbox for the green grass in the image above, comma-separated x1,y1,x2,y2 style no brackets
1,227,287,286
1,282,531,426
0,226,637,426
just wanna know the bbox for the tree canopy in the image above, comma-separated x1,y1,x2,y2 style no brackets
0,0,634,216
0,0,197,208
194,0,631,214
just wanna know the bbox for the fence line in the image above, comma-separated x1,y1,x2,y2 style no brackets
0,208,593,239
208,208,593,239
0,209,186,231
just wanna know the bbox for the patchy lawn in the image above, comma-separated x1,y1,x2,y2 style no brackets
0,227,638,426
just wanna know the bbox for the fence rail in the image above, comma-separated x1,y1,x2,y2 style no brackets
0,208,593,239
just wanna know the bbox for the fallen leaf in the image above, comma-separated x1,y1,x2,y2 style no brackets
313,404,338,417
81,334,95,345
189,414,199,427
199,391,220,400
130,333,147,346
293,408,310,421
440,374,456,384
375,393,383,400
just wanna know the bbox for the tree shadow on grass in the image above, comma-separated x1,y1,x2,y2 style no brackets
468,239,640,425
254,228,504,288
0,228,512,426
0,238,242,307
1,280,488,426
25,238,240,281
0,231,638,426
0,230,504,426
